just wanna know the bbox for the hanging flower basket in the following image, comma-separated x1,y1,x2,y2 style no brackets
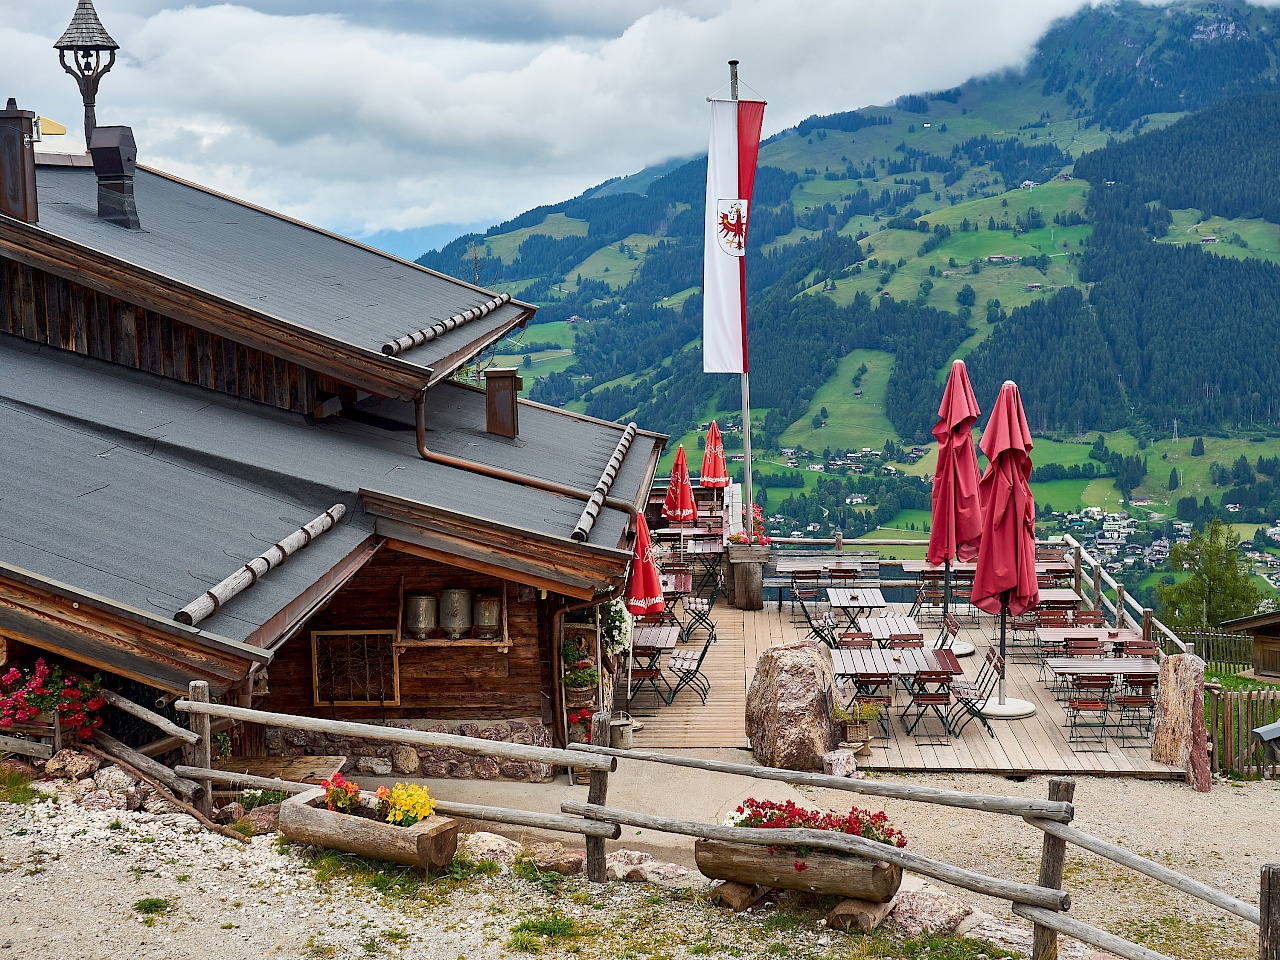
564,685,598,709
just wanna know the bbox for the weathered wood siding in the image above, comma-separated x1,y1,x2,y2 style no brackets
262,550,553,722
0,255,321,414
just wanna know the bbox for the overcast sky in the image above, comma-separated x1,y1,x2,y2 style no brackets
0,0,1228,255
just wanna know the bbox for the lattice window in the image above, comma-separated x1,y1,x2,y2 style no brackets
311,630,400,706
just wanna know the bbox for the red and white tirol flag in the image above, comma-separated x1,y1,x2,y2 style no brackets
703,97,766,374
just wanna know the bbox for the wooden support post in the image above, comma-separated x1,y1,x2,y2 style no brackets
1032,777,1076,960
1262,864,1280,960
1073,545,1083,597
1092,565,1103,612
189,681,213,819
1142,608,1154,647
586,710,610,883
1115,584,1126,629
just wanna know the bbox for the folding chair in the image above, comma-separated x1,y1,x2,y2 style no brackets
1073,609,1105,627
901,669,953,739
682,575,720,643
623,645,672,712
1066,697,1109,751
799,594,839,647
1119,639,1159,658
836,633,873,650
789,570,822,617
851,673,894,736
950,650,1003,738
934,613,961,651
1113,692,1155,743
887,636,924,650
665,633,714,705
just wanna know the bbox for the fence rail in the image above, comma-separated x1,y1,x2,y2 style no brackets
1185,631,1255,674
1209,686,1280,779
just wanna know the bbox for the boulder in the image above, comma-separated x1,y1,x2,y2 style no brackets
459,832,522,867
45,749,99,781
606,849,691,886
827,896,896,933
821,749,860,778
355,757,393,777
745,641,837,770
524,841,585,876
214,802,246,825
1151,653,1211,792
389,746,419,776
95,765,138,796
889,891,973,936
80,788,126,812
244,802,281,836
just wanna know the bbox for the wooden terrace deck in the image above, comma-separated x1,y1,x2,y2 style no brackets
629,599,1184,779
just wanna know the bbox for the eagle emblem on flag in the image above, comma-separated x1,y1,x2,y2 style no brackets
716,199,749,257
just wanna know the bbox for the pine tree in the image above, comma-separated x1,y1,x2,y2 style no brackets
1191,437,1205,457
1168,468,1179,491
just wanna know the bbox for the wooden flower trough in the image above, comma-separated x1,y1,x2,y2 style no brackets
694,839,902,902
279,787,458,870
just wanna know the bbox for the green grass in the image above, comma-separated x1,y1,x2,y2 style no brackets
133,898,171,915
298,847,498,902
880,508,933,534
778,349,899,453
480,213,588,264
0,766,37,805
1158,210,1280,266
566,233,664,290
1031,478,1092,513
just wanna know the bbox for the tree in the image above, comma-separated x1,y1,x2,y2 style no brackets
1191,437,1205,457
819,407,829,419
1168,468,1179,491
1155,519,1263,630
522,354,532,369
812,415,823,430
956,284,976,307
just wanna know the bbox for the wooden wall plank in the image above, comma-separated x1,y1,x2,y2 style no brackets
137,309,163,376
0,258,12,334
18,263,37,339
216,335,237,394
30,264,48,344
194,328,214,388
68,282,87,353
112,302,139,367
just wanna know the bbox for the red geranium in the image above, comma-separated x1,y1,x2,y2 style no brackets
0,660,104,740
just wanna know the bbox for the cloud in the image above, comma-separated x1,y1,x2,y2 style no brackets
3,0,1111,249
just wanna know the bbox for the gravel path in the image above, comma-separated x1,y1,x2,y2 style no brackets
1,771,1275,960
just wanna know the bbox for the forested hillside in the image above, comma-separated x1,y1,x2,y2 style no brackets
416,0,1280,453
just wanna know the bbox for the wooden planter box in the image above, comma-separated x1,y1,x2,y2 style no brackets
694,839,901,902
279,788,458,870
727,544,772,564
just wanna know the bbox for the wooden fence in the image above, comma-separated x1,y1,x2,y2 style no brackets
93,681,1276,960
1185,630,1255,675
1208,685,1280,779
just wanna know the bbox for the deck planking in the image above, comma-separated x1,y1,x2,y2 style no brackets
632,595,1184,779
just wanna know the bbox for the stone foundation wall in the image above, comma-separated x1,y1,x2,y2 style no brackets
262,716,555,783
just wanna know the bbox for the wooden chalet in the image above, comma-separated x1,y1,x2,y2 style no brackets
0,90,664,772
1221,611,1280,679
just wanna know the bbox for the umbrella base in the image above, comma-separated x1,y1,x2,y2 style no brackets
930,638,976,657
975,698,1037,720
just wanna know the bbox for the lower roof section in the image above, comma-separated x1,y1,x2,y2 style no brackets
0,335,663,641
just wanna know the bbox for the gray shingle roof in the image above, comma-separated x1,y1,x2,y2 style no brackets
54,0,119,50
0,336,661,638
32,165,525,375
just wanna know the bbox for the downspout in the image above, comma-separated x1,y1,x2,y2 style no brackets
414,390,640,534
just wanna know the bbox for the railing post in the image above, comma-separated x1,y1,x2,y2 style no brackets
1032,777,1076,960
1115,584,1126,628
1261,863,1280,960
1073,545,1083,597
1142,608,1153,647
586,710,610,883
189,681,213,819
1092,565,1103,613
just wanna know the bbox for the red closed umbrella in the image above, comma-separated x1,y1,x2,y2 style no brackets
927,361,983,619
662,445,697,523
699,421,730,488
972,381,1039,709
625,513,665,616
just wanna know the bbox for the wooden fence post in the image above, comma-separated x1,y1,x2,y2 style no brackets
1092,565,1103,613
189,681,213,819
1115,584,1126,629
1142,608,1153,647
1073,545,1083,597
1261,864,1280,960
1032,777,1076,960
586,711,610,883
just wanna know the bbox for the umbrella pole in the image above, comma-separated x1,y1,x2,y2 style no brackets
999,590,1009,706
943,557,951,622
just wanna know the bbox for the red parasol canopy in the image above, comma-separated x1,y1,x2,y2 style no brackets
927,360,983,566
699,421,730,488
662,445,698,523
972,381,1039,617
625,513,665,616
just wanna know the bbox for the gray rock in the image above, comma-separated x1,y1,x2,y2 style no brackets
389,746,419,775
214,802,246,825
244,802,281,836
889,891,973,937
525,841,585,876
459,832,521,867
355,757,393,776
745,640,838,770
606,849,691,886
45,749,100,781
471,757,500,780
95,765,138,796
1151,653,1211,792
821,749,860,778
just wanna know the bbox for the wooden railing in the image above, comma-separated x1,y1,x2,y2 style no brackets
565,744,1270,960
1207,683,1280,779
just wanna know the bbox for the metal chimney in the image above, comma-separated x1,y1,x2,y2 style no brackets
0,98,38,224
484,368,523,439
89,124,140,229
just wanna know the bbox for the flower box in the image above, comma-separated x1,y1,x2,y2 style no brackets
563,685,597,709
727,543,772,564
278,787,458,870
694,839,901,902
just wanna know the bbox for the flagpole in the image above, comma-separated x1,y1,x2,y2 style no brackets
729,58,754,529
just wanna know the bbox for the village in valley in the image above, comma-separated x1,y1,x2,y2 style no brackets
1,3,1278,960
